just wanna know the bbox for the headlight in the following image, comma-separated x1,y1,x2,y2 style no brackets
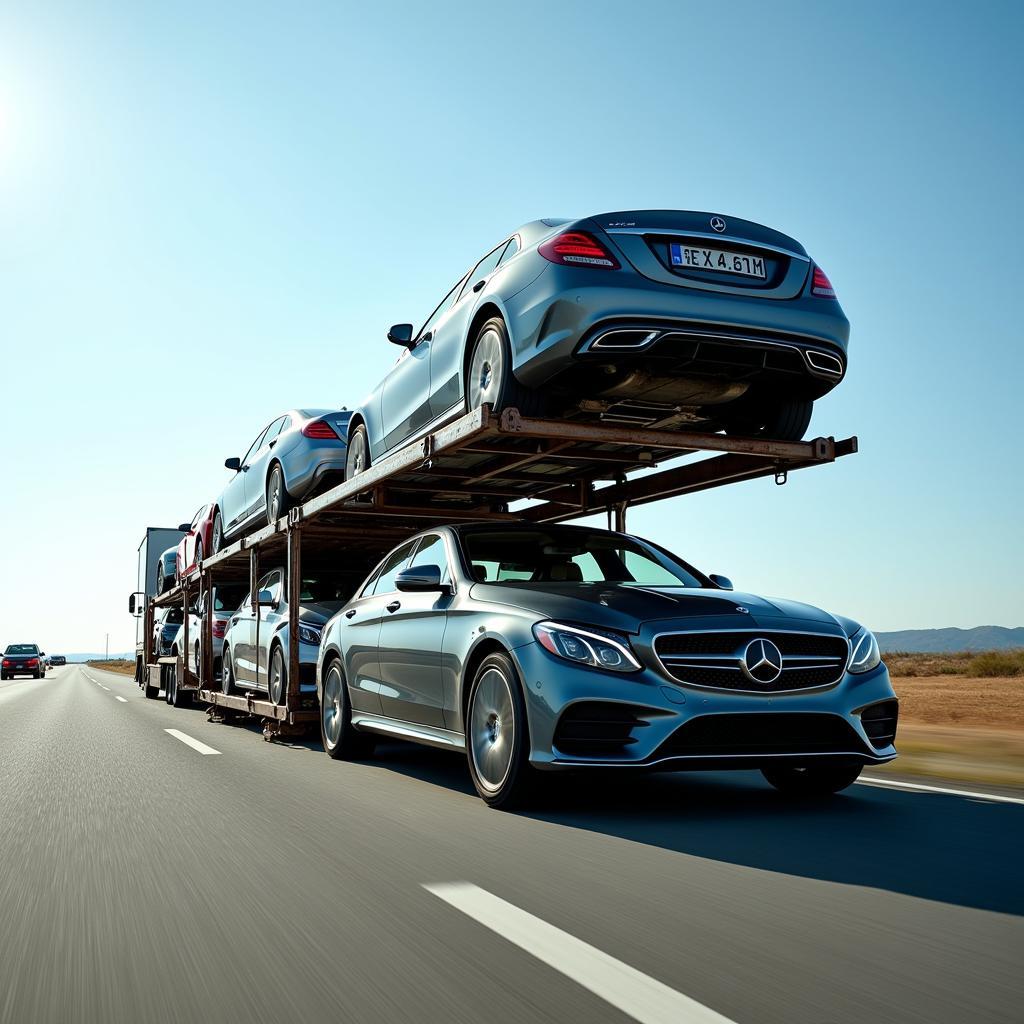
847,626,881,674
533,621,641,673
298,623,323,645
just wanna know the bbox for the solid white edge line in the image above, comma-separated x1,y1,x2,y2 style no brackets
115,696,128,703
164,728,221,756
423,882,735,1024
858,776,1024,806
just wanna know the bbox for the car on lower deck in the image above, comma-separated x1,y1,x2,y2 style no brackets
153,606,184,657
344,210,849,480
316,523,897,808
221,567,359,705
170,582,248,682
2,644,46,679
210,409,353,555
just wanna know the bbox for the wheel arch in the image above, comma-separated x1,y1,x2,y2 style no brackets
463,303,508,395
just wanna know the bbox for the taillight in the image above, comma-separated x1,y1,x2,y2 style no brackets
538,231,620,269
302,419,340,440
212,620,227,638
1,659,9,667
811,265,836,298
27,658,38,667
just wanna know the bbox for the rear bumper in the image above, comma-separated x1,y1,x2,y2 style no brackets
505,264,849,403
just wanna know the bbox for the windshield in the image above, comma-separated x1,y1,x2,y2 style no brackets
212,585,247,612
5,644,39,656
459,528,709,587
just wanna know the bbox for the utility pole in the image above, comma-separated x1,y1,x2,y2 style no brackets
105,634,109,660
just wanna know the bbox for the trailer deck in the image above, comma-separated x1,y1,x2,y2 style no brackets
141,404,857,736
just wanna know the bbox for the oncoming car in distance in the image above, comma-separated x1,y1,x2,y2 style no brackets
211,409,352,555
2,644,47,679
316,523,896,808
344,209,849,479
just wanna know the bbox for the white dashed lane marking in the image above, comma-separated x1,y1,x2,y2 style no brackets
424,882,736,1024
164,729,221,756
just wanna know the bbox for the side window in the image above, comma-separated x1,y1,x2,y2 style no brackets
241,425,271,467
409,533,450,583
417,278,466,343
458,244,506,300
371,541,417,595
259,570,283,604
262,416,288,447
497,236,520,265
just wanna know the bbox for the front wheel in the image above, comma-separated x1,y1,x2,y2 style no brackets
269,644,287,706
465,651,535,809
321,660,376,760
221,648,235,696
761,762,862,796
466,318,543,417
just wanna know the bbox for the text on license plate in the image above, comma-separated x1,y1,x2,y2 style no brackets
669,243,766,279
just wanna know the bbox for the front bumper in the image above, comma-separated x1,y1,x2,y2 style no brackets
510,640,897,771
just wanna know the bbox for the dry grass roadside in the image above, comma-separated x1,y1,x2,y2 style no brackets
86,659,135,676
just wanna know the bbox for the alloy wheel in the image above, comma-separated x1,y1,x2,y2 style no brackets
468,327,504,411
469,666,516,793
322,664,343,750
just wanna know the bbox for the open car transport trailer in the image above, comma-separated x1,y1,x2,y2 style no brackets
141,404,857,739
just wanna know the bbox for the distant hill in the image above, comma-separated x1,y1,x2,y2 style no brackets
58,652,134,663
876,627,1024,653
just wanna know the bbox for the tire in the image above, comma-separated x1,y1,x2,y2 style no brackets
221,647,235,696
195,535,204,567
320,658,376,760
761,762,863,796
211,510,224,555
268,644,287,706
165,662,176,705
193,642,201,676
266,463,292,525
33,671,40,680
725,397,813,441
157,563,166,594
465,651,535,809
167,661,190,708
346,424,370,479
466,318,544,417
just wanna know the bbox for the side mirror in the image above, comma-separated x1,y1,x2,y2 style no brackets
129,592,144,616
387,323,415,348
225,457,241,471
395,564,449,593
257,589,276,606
177,523,191,532
710,574,734,591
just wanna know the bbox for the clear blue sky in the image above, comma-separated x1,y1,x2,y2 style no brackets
1,0,1021,652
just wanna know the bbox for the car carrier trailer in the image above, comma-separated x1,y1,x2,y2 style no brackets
133,404,856,739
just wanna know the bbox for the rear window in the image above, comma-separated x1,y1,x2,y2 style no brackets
5,644,39,656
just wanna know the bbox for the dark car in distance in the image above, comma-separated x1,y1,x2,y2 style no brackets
316,523,895,808
2,644,47,680
344,210,849,479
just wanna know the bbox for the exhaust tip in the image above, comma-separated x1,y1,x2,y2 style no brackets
806,350,844,376
590,329,661,351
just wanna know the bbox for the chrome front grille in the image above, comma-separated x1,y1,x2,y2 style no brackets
654,630,850,693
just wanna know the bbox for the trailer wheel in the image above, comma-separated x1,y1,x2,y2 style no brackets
269,644,287,706
321,659,375,760
221,648,235,696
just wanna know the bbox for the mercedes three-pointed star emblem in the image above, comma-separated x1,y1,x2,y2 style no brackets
710,216,727,233
740,637,783,684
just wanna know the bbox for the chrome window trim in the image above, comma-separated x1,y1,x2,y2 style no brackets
604,227,811,263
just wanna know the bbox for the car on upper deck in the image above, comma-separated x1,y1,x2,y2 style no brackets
316,523,895,808
210,409,352,554
343,210,849,478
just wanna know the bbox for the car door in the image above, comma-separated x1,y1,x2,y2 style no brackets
227,591,256,685
379,278,464,455
222,426,269,534
254,569,285,691
375,532,452,727
342,540,417,714
429,241,511,419
242,416,288,522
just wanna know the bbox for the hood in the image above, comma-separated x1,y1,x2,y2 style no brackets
299,601,345,625
469,582,841,634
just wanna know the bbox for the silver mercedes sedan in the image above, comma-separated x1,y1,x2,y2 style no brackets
211,409,352,554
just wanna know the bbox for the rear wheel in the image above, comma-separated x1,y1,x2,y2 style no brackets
465,651,535,809
321,659,376,760
195,535,204,567
345,424,370,479
221,648,235,696
266,464,291,525
761,762,862,796
211,511,224,555
466,318,543,417
156,563,167,594
269,644,287,706
725,397,813,441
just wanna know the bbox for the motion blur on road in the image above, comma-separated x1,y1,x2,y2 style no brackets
1,664,1020,1024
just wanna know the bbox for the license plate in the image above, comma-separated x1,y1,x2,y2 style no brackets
669,243,766,279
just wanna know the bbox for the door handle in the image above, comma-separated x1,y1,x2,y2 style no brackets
472,279,486,293
344,609,357,619
268,438,277,449
386,601,401,613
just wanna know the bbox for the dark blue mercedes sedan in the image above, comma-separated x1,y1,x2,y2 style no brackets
345,209,849,476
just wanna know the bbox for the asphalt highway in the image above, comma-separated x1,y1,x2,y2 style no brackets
1,664,1021,1024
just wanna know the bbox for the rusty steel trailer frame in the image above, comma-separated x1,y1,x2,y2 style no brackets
142,403,857,738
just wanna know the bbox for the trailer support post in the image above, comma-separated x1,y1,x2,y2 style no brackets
287,525,302,709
